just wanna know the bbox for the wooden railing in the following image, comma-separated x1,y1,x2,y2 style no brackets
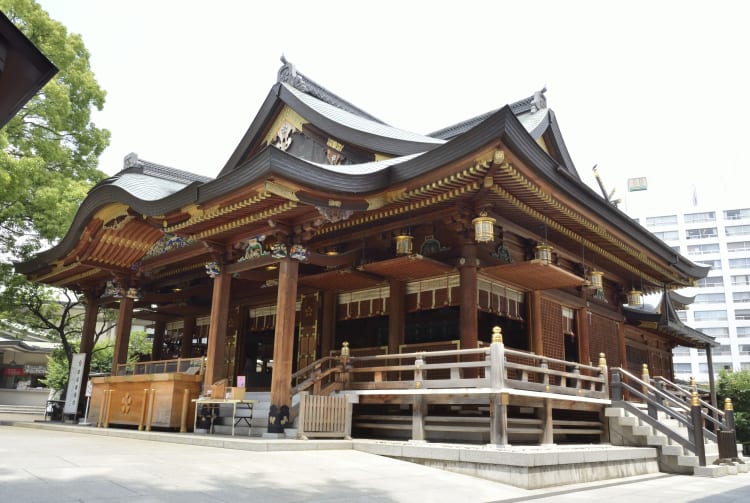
291,337,609,401
115,357,205,376
610,367,722,466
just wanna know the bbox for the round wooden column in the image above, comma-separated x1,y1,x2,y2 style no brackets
268,258,299,434
204,270,232,387
111,295,134,376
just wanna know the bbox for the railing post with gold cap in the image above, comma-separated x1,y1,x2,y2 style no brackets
489,326,508,446
489,326,505,389
690,391,706,466
724,398,735,431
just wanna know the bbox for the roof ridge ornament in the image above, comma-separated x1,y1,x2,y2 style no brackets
275,55,386,124
530,86,547,113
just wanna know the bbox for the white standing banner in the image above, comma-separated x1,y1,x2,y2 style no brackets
63,353,87,415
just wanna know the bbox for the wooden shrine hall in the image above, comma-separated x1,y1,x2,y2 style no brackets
16,57,717,438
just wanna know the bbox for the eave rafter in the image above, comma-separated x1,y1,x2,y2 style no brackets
315,158,492,237
164,190,274,234
489,162,686,286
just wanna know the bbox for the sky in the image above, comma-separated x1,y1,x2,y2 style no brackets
35,0,750,216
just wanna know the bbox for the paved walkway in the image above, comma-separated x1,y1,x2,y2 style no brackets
1,423,749,502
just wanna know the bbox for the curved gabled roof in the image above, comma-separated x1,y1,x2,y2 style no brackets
624,291,717,347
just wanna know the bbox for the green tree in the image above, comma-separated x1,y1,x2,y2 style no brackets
0,0,110,256
717,369,750,443
0,0,110,384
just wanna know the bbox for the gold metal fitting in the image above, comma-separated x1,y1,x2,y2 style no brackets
641,363,649,377
492,326,503,344
725,398,734,411
689,376,696,387
598,353,607,367
340,341,350,357
691,391,699,407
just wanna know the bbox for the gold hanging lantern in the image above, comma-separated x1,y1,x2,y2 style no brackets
472,211,496,243
535,244,554,264
395,233,413,255
627,289,643,307
589,270,604,290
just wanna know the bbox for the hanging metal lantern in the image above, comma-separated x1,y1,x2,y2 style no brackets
535,244,554,264
472,211,496,243
395,233,413,255
627,289,643,307
589,270,604,290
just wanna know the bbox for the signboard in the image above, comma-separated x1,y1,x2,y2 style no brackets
627,177,648,192
2,367,24,376
63,353,86,415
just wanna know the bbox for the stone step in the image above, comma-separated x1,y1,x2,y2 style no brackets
646,435,667,446
0,405,46,414
661,444,684,456
632,425,652,436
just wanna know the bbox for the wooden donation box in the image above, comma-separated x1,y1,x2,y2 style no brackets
90,373,201,430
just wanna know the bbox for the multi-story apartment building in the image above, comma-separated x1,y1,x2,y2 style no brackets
632,206,750,382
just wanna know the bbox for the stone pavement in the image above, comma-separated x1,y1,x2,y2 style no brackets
1,422,749,502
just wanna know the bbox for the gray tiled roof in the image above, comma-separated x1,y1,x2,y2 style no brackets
97,155,212,200
283,83,444,145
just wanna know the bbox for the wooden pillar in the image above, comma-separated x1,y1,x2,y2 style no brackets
576,307,590,364
77,293,98,416
459,245,478,378
204,270,232,387
617,320,626,369
111,296,134,376
459,244,478,350
388,279,406,354
529,291,543,355
180,317,196,358
320,290,337,358
268,258,299,433
151,320,166,361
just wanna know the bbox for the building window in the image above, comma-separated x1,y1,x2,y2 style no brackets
654,230,679,241
685,211,716,224
698,260,722,271
687,244,720,255
731,275,750,286
672,347,690,355
694,310,728,321
698,276,724,288
695,293,725,303
728,241,750,253
674,363,692,374
733,292,750,303
713,345,733,356
724,208,750,220
677,310,688,321
739,344,750,356
702,327,729,337
741,363,750,370
686,228,718,240
698,363,709,373
726,225,750,237
736,327,750,337
646,215,677,227
736,309,750,320
730,258,750,269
